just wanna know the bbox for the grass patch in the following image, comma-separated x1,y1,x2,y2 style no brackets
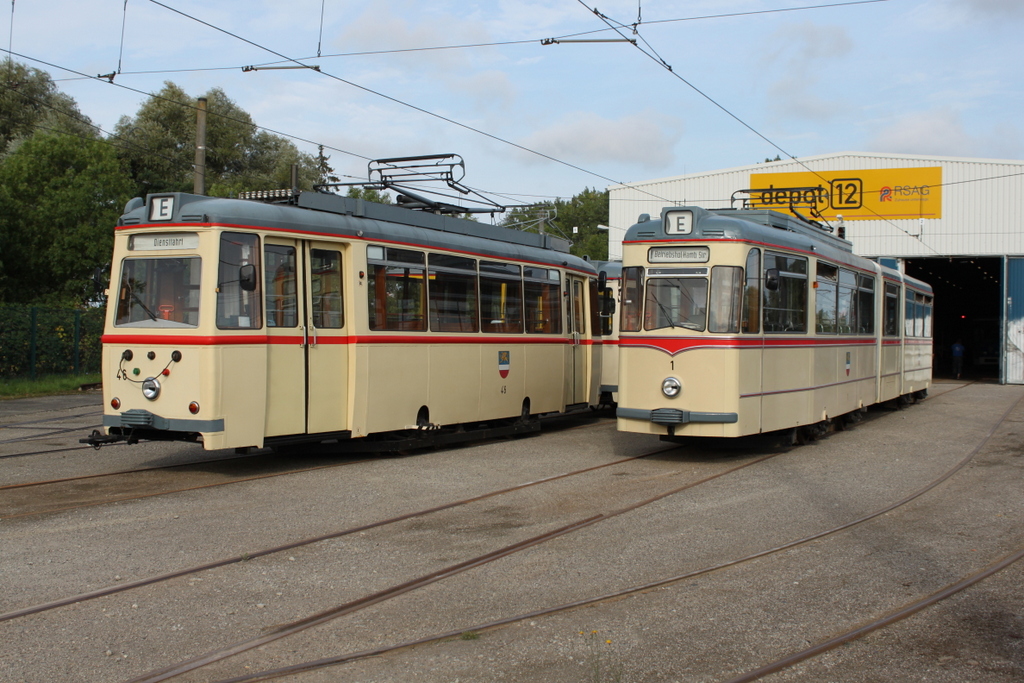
0,374,102,399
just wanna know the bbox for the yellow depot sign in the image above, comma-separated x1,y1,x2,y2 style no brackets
747,166,942,221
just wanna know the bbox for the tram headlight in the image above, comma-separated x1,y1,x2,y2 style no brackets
661,377,682,398
142,377,161,400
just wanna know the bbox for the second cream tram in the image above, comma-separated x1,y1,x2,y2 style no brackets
91,191,605,451
616,206,933,440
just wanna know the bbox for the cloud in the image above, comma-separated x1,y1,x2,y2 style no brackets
518,110,683,169
865,107,1023,159
761,22,855,123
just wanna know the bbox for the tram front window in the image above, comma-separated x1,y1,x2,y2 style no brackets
115,257,201,327
644,277,708,331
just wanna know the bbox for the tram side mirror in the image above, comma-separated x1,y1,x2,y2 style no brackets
92,265,108,293
601,294,616,318
239,264,258,292
598,271,607,292
764,268,781,292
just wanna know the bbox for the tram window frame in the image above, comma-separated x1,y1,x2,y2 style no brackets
837,268,858,334
905,289,917,337
524,267,562,334
857,275,875,335
311,248,344,329
367,246,427,332
884,282,900,337
217,232,262,330
428,254,478,333
620,267,643,333
589,278,602,337
921,294,933,338
264,245,297,328
643,274,709,332
115,256,202,328
479,261,523,334
741,249,760,334
763,252,808,334
708,266,742,334
815,262,839,334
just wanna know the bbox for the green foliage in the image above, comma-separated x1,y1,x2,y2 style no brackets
0,131,132,305
501,187,609,261
1,59,97,157
113,82,320,196
0,305,105,378
346,186,394,204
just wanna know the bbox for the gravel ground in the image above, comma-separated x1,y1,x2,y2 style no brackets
1,380,1022,682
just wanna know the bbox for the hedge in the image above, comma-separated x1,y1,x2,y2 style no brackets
0,305,106,378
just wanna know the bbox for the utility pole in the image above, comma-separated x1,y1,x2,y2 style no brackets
193,97,207,195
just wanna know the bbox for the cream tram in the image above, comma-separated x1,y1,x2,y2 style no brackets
615,206,933,440
88,191,604,451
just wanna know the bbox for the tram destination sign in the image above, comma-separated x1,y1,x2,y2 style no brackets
129,233,200,251
748,167,942,221
648,246,710,263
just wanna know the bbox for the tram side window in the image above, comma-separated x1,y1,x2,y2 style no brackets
115,257,201,327
264,245,297,327
909,291,930,338
480,261,523,334
905,289,917,337
311,249,344,329
857,275,875,334
524,267,562,334
815,262,838,334
589,279,602,337
922,295,933,337
429,254,478,333
620,267,643,333
741,249,760,334
837,268,858,334
763,252,807,333
708,266,742,334
217,233,262,330
367,246,426,331
884,283,900,337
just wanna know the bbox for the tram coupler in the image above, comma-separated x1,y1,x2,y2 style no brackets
81,429,128,449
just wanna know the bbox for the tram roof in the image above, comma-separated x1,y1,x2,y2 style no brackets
119,192,596,274
624,206,854,254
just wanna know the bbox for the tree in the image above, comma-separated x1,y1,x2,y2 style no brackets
0,131,133,305
500,187,609,261
113,82,319,197
346,186,393,204
0,59,97,157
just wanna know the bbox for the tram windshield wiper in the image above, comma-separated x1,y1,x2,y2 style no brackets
647,291,678,329
127,286,158,321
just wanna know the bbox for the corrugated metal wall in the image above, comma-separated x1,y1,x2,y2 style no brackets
609,152,1024,260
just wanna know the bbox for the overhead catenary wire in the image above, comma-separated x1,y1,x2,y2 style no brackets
142,0,675,207
573,0,945,253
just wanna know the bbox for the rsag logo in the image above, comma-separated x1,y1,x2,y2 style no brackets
879,186,893,202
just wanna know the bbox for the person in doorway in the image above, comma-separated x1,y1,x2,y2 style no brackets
951,339,965,379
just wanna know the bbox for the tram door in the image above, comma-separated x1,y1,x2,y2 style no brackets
567,275,589,405
264,239,349,438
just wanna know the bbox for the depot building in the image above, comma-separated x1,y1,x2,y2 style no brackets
607,152,1024,383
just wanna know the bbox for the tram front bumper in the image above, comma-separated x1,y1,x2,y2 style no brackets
616,407,738,426
81,409,225,447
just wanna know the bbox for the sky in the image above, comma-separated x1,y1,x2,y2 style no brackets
4,0,1023,213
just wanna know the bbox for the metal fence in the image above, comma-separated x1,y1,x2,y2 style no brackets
0,305,105,378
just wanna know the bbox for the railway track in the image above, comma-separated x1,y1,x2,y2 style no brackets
135,385,1019,683
2,382,1010,683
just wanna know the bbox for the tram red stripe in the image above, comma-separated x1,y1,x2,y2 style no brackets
101,334,599,346
618,336,882,356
